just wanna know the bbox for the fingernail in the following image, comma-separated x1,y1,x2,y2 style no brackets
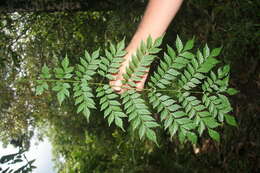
115,80,121,86
114,86,121,91
113,80,121,91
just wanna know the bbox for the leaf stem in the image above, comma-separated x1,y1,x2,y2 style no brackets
17,78,205,93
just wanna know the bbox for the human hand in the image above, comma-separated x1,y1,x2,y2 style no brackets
108,0,183,93
109,50,149,94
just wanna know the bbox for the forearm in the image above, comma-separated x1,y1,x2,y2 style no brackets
110,0,183,92
127,0,183,51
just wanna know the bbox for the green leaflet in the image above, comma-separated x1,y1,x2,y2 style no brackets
98,39,126,79
197,57,220,73
226,88,239,95
149,37,195,89
35,35,237,145
148,91,199,144
96,84,127,131
177,47,220,91
52,82,71,105
54,56,74,79
183,36,195,52
73,80,95,122
76,49,100,80
35,82,48,96
52,57,74,105
224,114,238,127
123,36,163,89
122,89,159,144
202,93,232,123
40,64,51,79
210,46,222,57
178,92,222,138
36,65,51,95
72,49,101,121
176,35,183,53
208,129,220,142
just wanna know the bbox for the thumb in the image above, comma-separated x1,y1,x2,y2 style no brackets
112,80,122,92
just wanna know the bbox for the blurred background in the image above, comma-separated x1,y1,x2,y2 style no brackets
0,0,259,172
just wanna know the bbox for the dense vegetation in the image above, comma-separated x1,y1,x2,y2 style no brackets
0,0,259,172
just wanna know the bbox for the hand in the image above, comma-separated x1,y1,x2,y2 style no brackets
109,50,149,94
108,0,183,93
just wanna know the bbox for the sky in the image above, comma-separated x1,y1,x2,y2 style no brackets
0,137,55,173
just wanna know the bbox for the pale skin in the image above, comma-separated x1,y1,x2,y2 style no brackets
110,0,183,93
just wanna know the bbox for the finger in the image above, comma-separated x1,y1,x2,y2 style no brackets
135,73,148,91
114,80,122,92
120,83,131,94
110,80,122,92
135,81,145,91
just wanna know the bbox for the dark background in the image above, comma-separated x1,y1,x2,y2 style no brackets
0,0,259,172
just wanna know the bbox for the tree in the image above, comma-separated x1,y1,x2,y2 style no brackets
0,0,146,13
0,1,143,146
0,143,36,173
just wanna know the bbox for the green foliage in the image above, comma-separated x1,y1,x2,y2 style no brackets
148,91,198,144
96,84,127,130
122,36,162,87
98,39,126,80
36,36,238,144
52,56,74,105
35,64,51,95
122,89,159,144
73,50,100,121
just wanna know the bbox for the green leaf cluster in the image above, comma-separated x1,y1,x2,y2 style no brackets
73,50,100,121
96,84,127,130
36,64,51,95
52,56,74,105
36,36,238,144
122,89,160,144
98,39,126,80
122,36,162,88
